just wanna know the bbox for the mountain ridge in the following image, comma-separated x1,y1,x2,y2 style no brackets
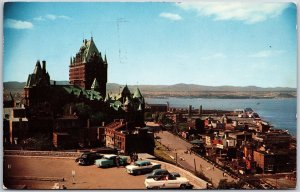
3,81,296,92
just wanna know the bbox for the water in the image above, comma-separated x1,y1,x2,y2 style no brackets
145,97,297,136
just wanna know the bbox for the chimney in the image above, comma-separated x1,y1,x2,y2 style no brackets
42,60,46,72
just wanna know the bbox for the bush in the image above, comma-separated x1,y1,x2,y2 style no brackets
21,134,53,150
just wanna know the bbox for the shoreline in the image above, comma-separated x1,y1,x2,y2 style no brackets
144,96,296,99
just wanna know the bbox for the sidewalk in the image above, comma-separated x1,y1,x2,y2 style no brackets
156,131,238,187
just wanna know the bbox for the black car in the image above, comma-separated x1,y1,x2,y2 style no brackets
145,169,180,179
75,152,103,165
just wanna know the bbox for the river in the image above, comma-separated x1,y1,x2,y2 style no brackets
145,98,297,136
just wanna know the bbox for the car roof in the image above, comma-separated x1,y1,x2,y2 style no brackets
135,160,150,165
103,154,117,158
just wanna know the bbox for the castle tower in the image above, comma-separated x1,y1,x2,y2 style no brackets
24,60,50,106
69,37,107,97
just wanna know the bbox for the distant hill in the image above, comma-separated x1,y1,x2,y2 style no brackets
3,81,296,99
134,83,296,92
3,81,69,91
3,81,26,90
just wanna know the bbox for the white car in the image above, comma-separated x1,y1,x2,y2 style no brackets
125,160,161,175
144,175,193,189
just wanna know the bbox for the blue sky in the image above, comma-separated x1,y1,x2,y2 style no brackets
3,2,297,88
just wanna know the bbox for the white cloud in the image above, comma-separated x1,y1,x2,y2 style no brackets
4,19,33,29
34,14,70,21
46,14,57,20
177,2,289,24
249,50,285,58
159,12,182,21
201,53,227,60
58,15,70,20
33,16,45,21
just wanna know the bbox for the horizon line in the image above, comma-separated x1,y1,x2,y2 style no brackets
3,80,297,89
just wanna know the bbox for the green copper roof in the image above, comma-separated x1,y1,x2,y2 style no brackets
138,103,142,111
110,100,123,111
80,38,100,62
133,88,143,99
62,85,102,101
91,78,100,90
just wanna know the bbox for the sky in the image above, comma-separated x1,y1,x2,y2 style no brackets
3,2,297,88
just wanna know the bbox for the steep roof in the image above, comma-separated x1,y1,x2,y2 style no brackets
25,60,50,87
121,85,131,98
33,60,42,75
79,38,100,62
91,78,100,90
62,85,102,101
133,87,143,99
104,93,111,102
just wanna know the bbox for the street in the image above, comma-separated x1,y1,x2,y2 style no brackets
156,131,238,187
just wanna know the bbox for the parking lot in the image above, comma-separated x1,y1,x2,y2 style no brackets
4,155,146,189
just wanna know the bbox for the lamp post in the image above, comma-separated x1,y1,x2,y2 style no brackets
72,170,76,184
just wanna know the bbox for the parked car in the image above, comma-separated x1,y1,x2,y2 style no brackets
144,175,193,189
95,154,128,168
75,152,103,166
126,160,161,175
145,169,180,179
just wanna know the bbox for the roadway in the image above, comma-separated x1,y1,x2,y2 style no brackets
156,131,238,187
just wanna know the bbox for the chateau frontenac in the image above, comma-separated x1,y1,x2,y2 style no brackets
14,37,152,153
